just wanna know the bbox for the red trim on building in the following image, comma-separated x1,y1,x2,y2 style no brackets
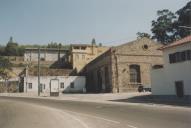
159,35,191,50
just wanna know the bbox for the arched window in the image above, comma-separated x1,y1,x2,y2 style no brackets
129,65,141,83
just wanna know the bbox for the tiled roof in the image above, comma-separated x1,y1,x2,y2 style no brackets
159,35,191,50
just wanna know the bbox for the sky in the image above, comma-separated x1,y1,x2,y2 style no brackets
0,0,190,46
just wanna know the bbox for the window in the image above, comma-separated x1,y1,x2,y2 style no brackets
75,54,79,59
129,65,141,83
60,82,64,88
82,55,85,60
169,50,191,64
74,46,80,49
169,54,176,63
175,52,181,62
40,84,45,92
70,82,74,88
142,44,148,50
81,46,86,50
181,51,186,61
40,58,45,61
28,83,32,89
186,50,191,60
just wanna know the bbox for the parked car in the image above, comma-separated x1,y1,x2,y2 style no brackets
138,85,151,92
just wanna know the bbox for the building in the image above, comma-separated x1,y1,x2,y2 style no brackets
23,76,86,95
24,48,68,63
69,44,109,72
151,35,191,97
85,37,163,93
20,67,86,95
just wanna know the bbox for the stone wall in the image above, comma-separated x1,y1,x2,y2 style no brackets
85,38,164,93
71,44,109,73
85,49,113,92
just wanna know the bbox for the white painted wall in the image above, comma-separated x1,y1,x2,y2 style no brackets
24,76,86,94
24,50,66,62
151,42,191,96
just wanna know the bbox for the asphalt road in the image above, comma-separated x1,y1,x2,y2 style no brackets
0,96,191,128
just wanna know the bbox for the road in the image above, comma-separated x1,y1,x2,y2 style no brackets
0,96,190,128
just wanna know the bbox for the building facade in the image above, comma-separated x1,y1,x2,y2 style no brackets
69,44,109,72
151,36,191,97
24,48,69,66
23,76,86,95
85,38,163,93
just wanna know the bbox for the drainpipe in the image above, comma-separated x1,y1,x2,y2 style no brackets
113,49,119,93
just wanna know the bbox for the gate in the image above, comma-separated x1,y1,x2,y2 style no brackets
50,79,59,96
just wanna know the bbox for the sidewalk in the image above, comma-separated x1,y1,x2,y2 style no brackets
0,92,190,109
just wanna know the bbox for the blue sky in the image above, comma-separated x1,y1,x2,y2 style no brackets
0,0,189,45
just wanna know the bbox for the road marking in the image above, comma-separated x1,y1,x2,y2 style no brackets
127,124,138,128
13,100,138,128
36,105,90,128
64,109,120,124
60,111,90,128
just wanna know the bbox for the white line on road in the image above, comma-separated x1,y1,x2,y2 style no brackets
127,124,138,128
35,105,90,128
64,110,139,128
64,109,120,124
14,100,138,128
37,104,139,128
59,110,90,128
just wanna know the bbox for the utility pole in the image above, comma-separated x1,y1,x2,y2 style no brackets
38,47,40,96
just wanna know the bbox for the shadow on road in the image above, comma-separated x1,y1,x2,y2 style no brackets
109,94,191,107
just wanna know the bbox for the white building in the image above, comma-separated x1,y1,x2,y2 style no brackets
151,36,191,97
24,76,86,95
24,48,68,62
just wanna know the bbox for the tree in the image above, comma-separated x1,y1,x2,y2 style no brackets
91,38,96,45
47,42,63,48
0,57,12,80
0,45,5,56
136,32,151,39
17,46,25,56
5,37,18,56
151,9,177,44
176,1,191,38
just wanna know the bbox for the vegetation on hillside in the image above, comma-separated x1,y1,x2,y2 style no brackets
0,37,69,56
0,56,12,80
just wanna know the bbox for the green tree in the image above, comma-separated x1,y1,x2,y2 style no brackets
91,38,96,45
17,46,25,56
176,1,191,37
47,42,63,48
5,37,18,56
151,9,177,44
136,32,151,39
0,56,12,80
0,45,5,56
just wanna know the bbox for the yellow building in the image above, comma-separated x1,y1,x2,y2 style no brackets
70,44,109,73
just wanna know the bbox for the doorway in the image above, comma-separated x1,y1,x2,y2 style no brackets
175,81,184,98
97,70,102,92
